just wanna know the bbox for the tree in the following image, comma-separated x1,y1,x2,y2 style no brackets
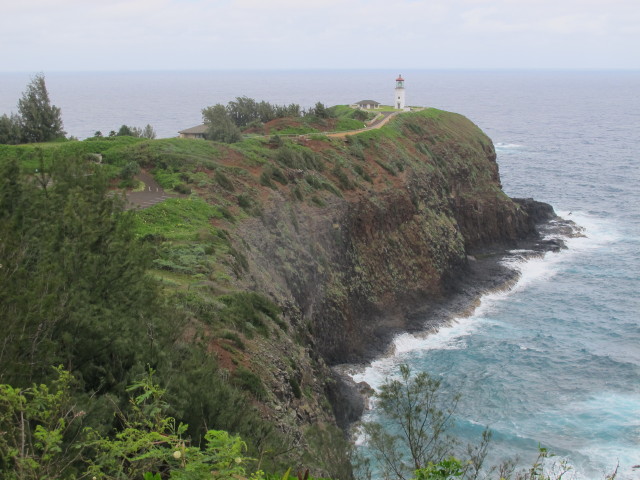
362,365,491,480
141,124,156,139
0,368,267,480
309,102,331,119
116,124,155,138
0,367,87,480
202,104,242,143
0,153,160,389
17,74,65,143
116,124,133,136
227,96,259,127
0,114,22,145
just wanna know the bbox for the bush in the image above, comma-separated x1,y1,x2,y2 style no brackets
120,160,140,180
271,166,288,185
233,367,267,400
289,377,302,399
218,291,282,336
0,367,86,480
215,170,235,191
237,194,251,209
221,331,246,350
260,171,275,189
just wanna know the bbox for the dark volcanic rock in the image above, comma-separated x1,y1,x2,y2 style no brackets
326,370,365,430
229,109,580,433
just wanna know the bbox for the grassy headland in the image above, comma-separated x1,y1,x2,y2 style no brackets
0,107,536,478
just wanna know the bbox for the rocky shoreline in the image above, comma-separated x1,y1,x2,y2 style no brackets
330,199,584,429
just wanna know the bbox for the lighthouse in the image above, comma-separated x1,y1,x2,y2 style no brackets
395,74,406,110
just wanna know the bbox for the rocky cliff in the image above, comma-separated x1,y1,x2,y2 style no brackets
229,109,548,364
129,108,558,476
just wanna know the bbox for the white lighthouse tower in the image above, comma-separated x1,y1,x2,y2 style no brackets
395,74,406,110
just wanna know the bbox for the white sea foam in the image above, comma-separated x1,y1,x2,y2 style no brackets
350,214,614,388
351,281,541,389
495,142,524,149
349,214,633,479
556,210,621,248
500,252,562,292
351,259,558,388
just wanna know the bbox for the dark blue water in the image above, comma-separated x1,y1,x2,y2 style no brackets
1,70,638,478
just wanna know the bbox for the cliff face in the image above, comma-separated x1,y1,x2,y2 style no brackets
124,108,552,476
0,107,557,478
231,110,538,365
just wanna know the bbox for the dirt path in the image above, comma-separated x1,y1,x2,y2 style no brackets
125,171,175,210
326,111,399,138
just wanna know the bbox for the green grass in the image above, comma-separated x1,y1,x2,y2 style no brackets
231,138,272,166
0,136,147,172
217,291,284,335
351,123,400,144
273,125,319,135
335,118,365,131
327,104,355,117
119,137,222,170
131,197,225,241
373,105,397,112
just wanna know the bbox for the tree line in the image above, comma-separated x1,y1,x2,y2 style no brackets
202,96,334,143
93,123,157,139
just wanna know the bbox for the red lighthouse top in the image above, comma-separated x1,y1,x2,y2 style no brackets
396,74,404,82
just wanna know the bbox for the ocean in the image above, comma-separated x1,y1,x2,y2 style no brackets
1,70,638,478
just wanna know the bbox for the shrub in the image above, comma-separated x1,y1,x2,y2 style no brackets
289,377,302,399
218,292,282,336
237,194,252,209
233,367,267,400
215,170,235,191
271,166,289,185
332,165,353,190
221,331,246,350
174,183,192,194
260,170,276,189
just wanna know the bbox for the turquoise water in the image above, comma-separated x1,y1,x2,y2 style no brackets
1,70,638,478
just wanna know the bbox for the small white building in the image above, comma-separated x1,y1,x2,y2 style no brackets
178,124,207,139
353,100,381,110
395,74,406,110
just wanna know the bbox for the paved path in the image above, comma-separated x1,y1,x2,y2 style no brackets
125,171,174,210
247,110,401,140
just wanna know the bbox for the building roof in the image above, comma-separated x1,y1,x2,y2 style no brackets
396,75,404,82
178,124,208,134
355,100,380,106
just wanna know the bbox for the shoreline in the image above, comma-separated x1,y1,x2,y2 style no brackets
330,204,584,429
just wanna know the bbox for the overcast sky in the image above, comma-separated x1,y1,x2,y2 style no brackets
2,0,639,72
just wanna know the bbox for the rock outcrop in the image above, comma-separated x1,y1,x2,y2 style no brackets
232,110,552,366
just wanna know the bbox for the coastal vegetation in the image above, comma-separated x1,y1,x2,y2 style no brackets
0,76,583,478
201,97,374,141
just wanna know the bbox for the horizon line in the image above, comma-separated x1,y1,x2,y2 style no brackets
1,67,639,75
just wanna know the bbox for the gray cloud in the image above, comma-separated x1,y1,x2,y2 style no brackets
1,0,638,71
